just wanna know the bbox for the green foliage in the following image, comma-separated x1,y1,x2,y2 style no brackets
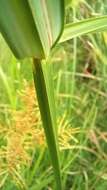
0,0,64,59
0,0,43,59
0,1,107,190
60,16,107,43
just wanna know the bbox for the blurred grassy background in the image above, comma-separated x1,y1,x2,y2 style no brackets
0,0,107,189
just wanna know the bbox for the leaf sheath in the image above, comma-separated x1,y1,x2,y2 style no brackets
33,58,62,190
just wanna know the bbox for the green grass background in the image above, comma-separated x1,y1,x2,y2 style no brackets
0,0,107,189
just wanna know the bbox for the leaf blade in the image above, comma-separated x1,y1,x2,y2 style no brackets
0,0,44,59
60,16,107,43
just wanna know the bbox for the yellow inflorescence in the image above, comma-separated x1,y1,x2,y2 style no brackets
0,82,79,187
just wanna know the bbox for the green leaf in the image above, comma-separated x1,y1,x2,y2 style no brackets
0,0,64,59
0,0,44,59
28,0,64,56
0,1,64,189
60,16,107,43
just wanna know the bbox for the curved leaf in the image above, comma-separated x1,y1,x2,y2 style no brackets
0,0,44,59
0,0,64,59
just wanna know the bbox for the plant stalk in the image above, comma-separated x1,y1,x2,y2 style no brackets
33,58,62,190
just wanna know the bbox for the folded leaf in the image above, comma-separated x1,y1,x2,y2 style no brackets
28,0,64,56
0,0,44,59
0,0,64,59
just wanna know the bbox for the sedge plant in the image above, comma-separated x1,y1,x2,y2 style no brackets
0,0,107,189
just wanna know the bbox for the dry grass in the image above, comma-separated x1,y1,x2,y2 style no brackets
0,82,80,187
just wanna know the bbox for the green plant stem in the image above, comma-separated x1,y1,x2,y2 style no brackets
33,58,62,190
71,7,77,96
